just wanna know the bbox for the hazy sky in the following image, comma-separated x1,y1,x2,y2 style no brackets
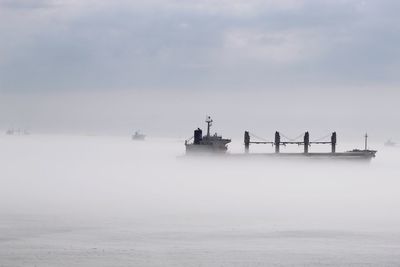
1,0,400,91
0,0,399,136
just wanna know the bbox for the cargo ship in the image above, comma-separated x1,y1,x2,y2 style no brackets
185,117,377,160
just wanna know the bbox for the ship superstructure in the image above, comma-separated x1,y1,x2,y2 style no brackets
185,116,231,153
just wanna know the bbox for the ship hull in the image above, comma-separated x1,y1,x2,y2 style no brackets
184,151,376,160
185,144,228,153
132,135,145,141
232,151,375,160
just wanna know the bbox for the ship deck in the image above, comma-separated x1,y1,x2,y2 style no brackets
183,151,376,160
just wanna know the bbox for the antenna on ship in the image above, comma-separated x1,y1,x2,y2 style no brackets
206,116,213,137
364,133,368,150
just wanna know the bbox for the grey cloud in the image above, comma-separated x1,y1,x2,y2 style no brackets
0,0,55,9
0,0,400,92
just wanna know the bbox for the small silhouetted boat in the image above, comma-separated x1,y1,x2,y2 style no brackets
6,128,30,135
132,131,146,141
384,139,396,147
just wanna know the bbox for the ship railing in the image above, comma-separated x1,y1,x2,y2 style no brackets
185,136,194,145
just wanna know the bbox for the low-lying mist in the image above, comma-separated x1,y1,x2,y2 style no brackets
1,134,399,233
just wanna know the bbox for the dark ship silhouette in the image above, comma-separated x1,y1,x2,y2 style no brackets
6,128,30,135
132,131,146,141
185,116,231,153
185,117,377,160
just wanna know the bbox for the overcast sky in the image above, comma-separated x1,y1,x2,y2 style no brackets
1,0,400,91
0,0,399,136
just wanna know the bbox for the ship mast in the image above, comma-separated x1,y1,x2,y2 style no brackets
206,116,213,137
364,133,368,150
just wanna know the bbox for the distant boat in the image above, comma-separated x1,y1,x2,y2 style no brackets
5,128,29,135
384,139,396,147
132,131,146,141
